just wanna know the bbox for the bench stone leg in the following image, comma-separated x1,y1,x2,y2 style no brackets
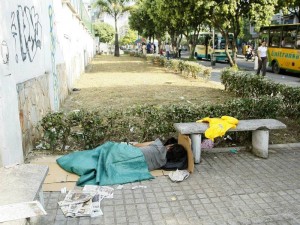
252,130,269,158
38,190,45,207
190,134,201,164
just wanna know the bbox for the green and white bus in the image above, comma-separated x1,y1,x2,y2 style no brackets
194,32,233,62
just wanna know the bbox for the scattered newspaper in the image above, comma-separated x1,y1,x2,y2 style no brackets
58,190,93,206
83,185,114,199
58,185,114,218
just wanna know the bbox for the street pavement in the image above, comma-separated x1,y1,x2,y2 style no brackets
34,144,300,225
31,53,300,225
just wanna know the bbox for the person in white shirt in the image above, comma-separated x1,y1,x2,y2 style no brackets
256,41,268,76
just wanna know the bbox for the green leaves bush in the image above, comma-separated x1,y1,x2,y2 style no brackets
37,96,283,151
38,61,300,151
138,55,212,80
221,68,300,119
221,68,284,97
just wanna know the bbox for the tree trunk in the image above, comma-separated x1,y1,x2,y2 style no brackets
114,17,120,57
232,36,238,65
176,34,183,58
189,35,197,59
190,44,196,59
224,34,234,66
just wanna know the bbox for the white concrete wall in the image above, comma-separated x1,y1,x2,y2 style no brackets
0,0,95,166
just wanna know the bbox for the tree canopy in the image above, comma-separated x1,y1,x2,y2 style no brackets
277,0,300,22
206,0,277,66
120,29,137,45
128,0,279,66
129,0,211,57
93,22,114,43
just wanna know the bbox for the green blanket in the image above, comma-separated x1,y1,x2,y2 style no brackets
56,142,153,186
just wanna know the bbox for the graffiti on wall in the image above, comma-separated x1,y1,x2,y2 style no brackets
48,5,59,111
1,41,9,64
11,5,42,63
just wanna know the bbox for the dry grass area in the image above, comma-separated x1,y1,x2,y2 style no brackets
61,55,300,144
62,55,232,112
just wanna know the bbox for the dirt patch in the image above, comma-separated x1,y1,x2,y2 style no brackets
61,55,300,144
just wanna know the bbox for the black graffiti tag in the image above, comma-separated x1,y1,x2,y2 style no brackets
11,5,42,63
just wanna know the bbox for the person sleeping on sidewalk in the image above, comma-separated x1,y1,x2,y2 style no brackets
56,136,193,186
134,138,188,171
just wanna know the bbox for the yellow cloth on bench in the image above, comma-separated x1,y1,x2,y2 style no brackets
196,116,239,141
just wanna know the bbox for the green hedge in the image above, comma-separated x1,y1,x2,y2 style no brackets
144,55,211,80
37,61,300,152
221,68,300,118
37,96,282,151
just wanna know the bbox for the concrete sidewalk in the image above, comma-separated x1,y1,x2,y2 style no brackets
34,143,300,225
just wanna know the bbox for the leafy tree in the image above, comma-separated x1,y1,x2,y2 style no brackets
277,0,300,22
207,0,278,66
128,4,145,37
93,22,115,43
151,0,186,56
129,0,166,51
238,18,253,43
129,0,211,58
94,0,132,56
120,29,137,45
129,0,163,41
146,0,210,58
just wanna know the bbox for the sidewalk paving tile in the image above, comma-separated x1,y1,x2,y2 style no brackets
33,145,300,225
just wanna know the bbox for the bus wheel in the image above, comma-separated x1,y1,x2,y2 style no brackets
272,61,281,74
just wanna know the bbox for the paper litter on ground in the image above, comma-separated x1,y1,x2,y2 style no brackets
58,185,114,218
168,169,190,182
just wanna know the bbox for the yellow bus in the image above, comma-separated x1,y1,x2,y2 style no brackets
194,32,233,62
260,23,300,74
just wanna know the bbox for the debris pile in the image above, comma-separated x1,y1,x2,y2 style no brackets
58,185,113,218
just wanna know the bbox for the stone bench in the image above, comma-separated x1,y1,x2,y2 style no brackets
0,164,49,224
174,119,287,163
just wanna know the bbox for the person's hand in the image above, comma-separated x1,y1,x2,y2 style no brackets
258,57,261,61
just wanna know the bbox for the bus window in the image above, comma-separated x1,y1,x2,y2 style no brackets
198,36,206,45
269,26,281,47
282,25,297,48
218,37,232,49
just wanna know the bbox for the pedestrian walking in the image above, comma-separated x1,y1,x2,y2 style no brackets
165,43,170,60
142,42,147,55
147,42,151,54
178,45,182,58
256,41,268,76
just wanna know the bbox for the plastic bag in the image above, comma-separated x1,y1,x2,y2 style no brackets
168,169,190,182
196,116,239,141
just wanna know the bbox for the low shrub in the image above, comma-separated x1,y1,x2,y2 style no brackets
221,68,300,119
37,96,283,151
141,55,212,80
